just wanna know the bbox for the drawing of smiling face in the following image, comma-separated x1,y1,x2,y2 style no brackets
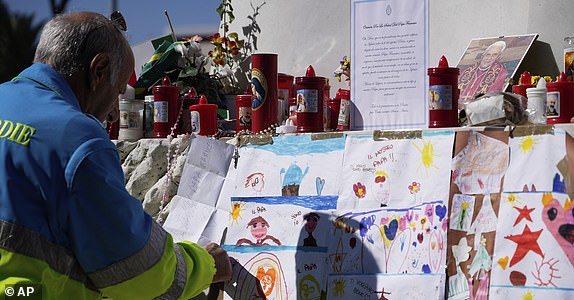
373,170,390,206
248,216,270,240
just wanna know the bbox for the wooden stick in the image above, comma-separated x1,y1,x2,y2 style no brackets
164,10,177,42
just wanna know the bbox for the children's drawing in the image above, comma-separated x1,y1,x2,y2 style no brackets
245,172,265,194
225,251,288,300
328,200,447,280
469,194,498,234
452,237,472,264
503,129,567,192
353,182,367,199
448,237,472,300
532,257,561,287
468,234,492,278
450,194,475,232
513,205,535,226
452,131,509,194
505,224,543,267
298,274,321,300
280,162,309,196
408,181,421,203
327,273,445,299
490,192,574,299
468,269,489,300
231,201,246,224
302,212,320,247
340,131,454,209
229,135,345,198
448,265,470,300
316,177,325,196
224,195,336,299
374,171,391,206
236,216,282,246
541,193,574,267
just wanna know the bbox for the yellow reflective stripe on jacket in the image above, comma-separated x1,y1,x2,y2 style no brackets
88,222,167,288
98,233,216,299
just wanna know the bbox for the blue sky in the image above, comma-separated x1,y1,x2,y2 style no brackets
5,0,221,45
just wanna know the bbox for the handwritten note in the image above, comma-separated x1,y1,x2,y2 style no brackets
351,0,428,130
177,134,235,206
163,195,215,243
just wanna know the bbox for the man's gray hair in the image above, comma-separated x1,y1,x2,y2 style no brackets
485,40,507,53
34,12,127,83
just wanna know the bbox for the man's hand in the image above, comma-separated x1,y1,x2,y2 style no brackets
204,243,232,283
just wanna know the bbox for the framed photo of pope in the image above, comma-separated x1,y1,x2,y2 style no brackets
456,34,538,109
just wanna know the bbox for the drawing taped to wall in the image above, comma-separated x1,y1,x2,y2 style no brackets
223,195,337,299
339,131,455,209
503,129,567,193
490,192,574,299
451,131,509,195
230,135,345,198
326,200,448,299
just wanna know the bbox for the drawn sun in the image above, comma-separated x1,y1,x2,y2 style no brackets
332,278,346,297
503,193,523,207
231,202,245,225
522,290,533,300
413,139,439,175
518,136,539,154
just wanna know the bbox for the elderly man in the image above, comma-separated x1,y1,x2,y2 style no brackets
458,40,509,108
0,11,231,299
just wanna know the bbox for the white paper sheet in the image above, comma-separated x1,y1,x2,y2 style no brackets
502,129,567,193
338,130,454,209
164,134,235,244
327,273,445,300
230,135,345,197
163,195,214,243
351,0,428,130
490,192,574,299
177,134,235,206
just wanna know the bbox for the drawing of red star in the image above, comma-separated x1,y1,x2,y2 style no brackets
505,224,544,267
513,205,535,226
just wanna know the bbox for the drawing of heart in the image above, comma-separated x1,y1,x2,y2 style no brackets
497,256,509,270
435,205,447,222
541,194,574,267
417,233,424,244
315,177,325,196
384,219,398,241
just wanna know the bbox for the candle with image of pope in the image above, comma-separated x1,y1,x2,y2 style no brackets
251,53,278,132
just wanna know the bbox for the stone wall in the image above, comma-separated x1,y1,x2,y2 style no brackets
115,136,191,221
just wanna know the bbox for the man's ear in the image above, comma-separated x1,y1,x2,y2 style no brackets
88,53,111,91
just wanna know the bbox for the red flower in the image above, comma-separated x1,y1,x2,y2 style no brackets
353,182,367,198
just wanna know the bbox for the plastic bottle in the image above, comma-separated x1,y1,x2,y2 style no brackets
118,85,144,141
526,77,547,124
